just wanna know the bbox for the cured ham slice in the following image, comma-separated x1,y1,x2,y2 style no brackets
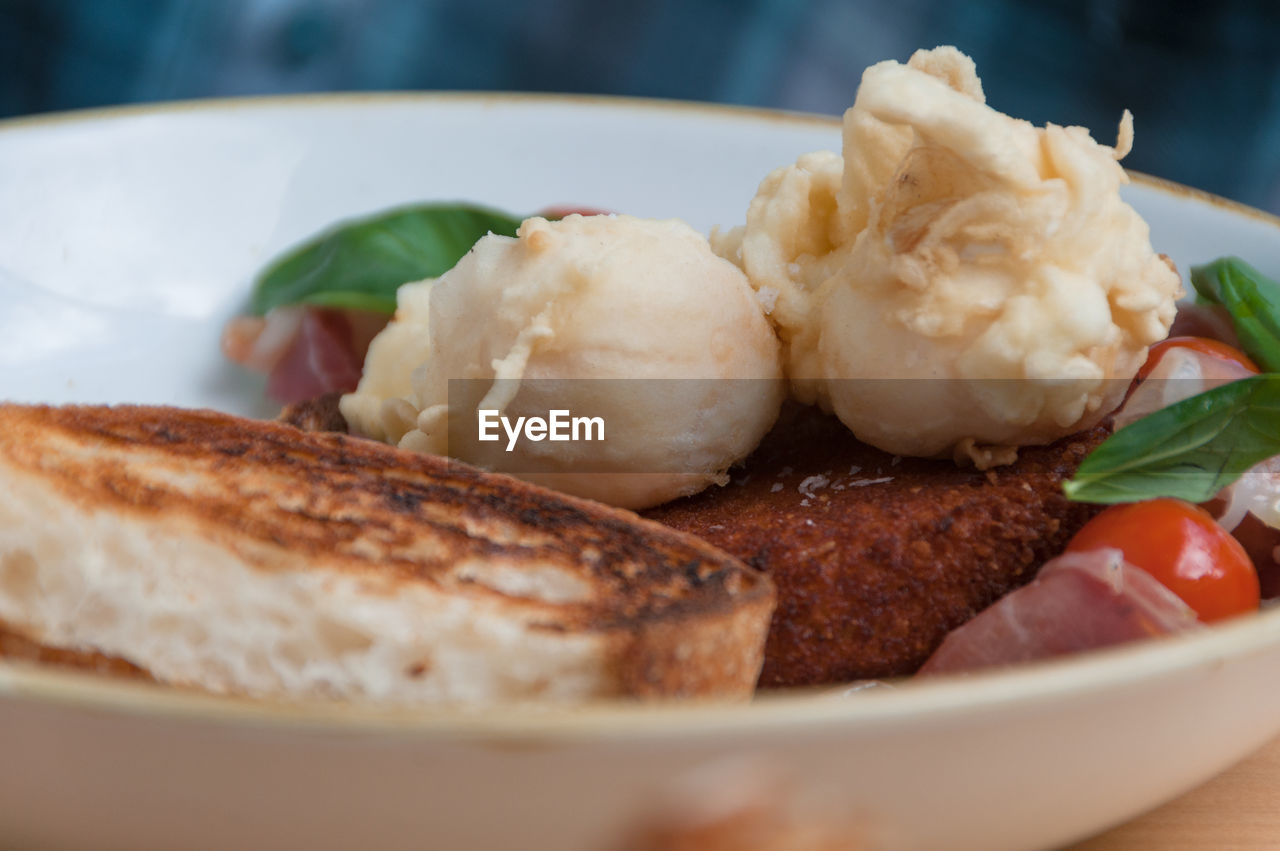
1114,344,1256,430
264,308,367,404
1209,456,1280,600
1168,302,1239,346
222,307,390,405
918,548,1200,675
1227,512,1280,600
220,306,306,373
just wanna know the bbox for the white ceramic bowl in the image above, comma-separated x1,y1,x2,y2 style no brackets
2,94,1279,851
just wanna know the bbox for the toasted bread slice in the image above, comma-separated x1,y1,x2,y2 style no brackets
0,404,773,704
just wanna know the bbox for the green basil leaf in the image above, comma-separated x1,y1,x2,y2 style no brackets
1190,257,1280,372
1063,374,1280,504
250,204,524,315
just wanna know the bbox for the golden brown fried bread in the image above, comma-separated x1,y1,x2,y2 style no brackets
0,404,774,703
644,405,1107,688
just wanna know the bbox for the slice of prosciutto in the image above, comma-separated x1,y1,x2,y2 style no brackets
264,308,366,404
1114,343,1257,430
918,548,1201,676
222,306,391,405
1167,302,1239,346
1208,454,1280,600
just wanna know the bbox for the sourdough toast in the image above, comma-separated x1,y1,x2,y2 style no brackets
0,404,774,703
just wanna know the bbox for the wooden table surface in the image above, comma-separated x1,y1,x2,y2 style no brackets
1071,733,1280,848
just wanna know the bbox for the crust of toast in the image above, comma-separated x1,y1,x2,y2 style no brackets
0,404,774,702
0,625,152,682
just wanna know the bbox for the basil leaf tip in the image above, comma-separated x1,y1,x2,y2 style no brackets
250,203,524,316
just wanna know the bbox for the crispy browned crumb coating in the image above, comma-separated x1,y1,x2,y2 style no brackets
643,404,1108,687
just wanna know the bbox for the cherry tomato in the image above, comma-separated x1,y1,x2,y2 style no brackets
1065,498,1259,622
1136,336,1259,381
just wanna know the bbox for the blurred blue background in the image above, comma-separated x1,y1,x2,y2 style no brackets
4,0,1279,212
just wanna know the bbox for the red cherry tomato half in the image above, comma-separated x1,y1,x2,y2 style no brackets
1136,336,1259,381
1065,498,1259,622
